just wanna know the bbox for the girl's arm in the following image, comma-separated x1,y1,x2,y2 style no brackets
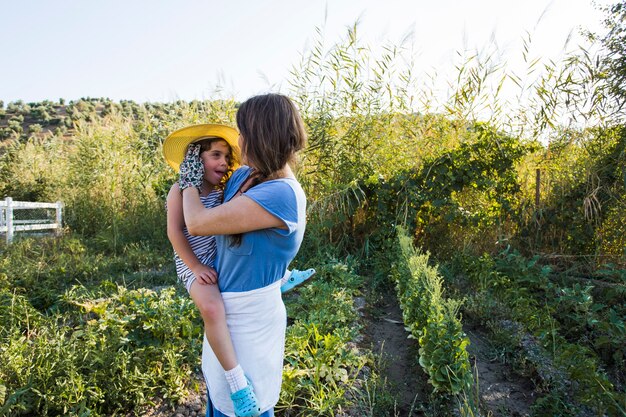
166,183,217,284
182,186,286,236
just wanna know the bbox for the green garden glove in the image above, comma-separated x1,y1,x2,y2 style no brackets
179,144,204,192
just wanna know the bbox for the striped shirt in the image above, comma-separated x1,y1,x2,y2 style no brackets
174,189,223,282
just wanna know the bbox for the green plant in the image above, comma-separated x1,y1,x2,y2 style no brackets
0,283,202,416
451,249,626,414
0,236,170,311
393,228,473,394
418,299,472,394
281,322,368,416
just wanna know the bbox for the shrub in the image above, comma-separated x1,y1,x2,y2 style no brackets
28,124,42,134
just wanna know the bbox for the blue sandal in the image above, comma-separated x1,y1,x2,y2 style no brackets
230,377,261,417
280,268,316,293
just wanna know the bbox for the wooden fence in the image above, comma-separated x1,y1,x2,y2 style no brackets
0,197,63,244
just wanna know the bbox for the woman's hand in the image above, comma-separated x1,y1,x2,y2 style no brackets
191,264,218,285
179,144,204,192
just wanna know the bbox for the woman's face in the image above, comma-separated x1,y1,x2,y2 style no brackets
200,140,231,186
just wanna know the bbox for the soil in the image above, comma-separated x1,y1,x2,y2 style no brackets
362,295,428,415
465,327,535,417
363,292,536,417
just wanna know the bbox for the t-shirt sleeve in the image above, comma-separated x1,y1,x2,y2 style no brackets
224,166,252,202
244,180,298,234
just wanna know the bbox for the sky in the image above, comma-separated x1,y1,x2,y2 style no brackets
0,0,613,104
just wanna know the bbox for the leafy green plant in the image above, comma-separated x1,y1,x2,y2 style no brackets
0,283,202,416
418,298,472,394
280,257,369,416
451,250,626,415
393,227,472,394
281,322,367,416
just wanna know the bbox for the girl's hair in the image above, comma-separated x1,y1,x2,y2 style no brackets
192,137,235,190
230,94,307,246
236,93,307,182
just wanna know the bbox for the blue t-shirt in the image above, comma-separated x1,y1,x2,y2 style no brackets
215,166,307,292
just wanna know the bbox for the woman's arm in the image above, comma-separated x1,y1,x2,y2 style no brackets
182,187,286,236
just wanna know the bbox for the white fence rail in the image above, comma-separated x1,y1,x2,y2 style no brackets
0,197,63,244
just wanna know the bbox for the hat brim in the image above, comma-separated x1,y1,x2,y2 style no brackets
162,124,241,172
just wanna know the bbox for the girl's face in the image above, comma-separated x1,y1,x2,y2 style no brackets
200,140,231,186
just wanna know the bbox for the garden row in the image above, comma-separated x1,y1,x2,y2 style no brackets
443,249,625,415
391,228,472,396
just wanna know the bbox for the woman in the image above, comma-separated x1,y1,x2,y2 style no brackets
179,93,307,417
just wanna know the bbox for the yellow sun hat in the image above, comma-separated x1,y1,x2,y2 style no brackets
162,124,240,172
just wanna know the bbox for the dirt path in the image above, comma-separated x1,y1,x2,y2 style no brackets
465,327,535,417
363,294,428,415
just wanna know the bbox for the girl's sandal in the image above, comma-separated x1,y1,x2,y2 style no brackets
230,377,261,417
280,268,316,293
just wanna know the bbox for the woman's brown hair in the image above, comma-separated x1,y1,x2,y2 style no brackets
230,94,307,246
236,93,307,182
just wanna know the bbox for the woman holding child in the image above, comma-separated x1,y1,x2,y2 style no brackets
163,93,309,417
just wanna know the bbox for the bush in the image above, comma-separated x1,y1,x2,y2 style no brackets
28,124,42,134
